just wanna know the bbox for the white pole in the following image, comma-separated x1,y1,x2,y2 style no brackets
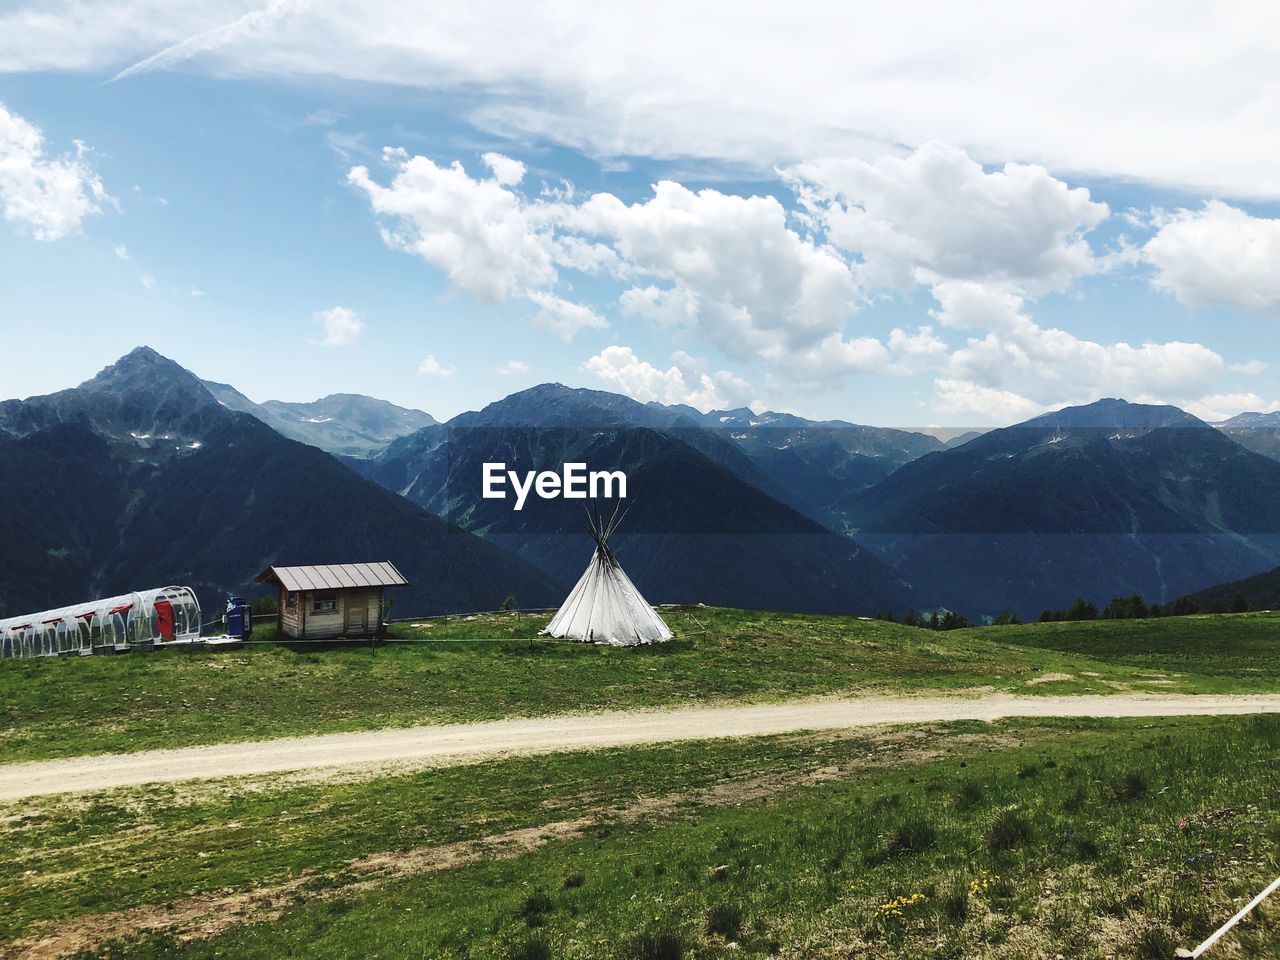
1177,874,1280,958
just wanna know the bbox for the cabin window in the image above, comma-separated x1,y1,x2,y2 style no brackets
286,592,297,611
312,592,337,613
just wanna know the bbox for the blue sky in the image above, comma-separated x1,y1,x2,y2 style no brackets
2,2,1279,428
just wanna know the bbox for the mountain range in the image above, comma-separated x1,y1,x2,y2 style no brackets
355,384,912,614
202,381,435,458
654,404,945,531
0,348,558,619
1214,410,1280,463
852,399,1280,614
6,348,1280,623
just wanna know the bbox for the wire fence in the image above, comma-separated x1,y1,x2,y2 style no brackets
198,604,709,644
387,606,559,623
202,608,555,631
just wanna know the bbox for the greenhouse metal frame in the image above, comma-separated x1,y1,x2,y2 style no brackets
0,586,202,659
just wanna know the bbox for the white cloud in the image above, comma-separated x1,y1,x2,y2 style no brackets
348,150,556,302
1184,393,1280,423
934,379,1049,423
496,359,529,376
0,102,108,240
113,243,129,260
928,280,1028,333
110,0,306,82
416,354,455,378
1121,208,1152,230
887,326,949,370
0,4,194,73
347,150,609,343
190,286,205,297
342,143,1182,402
312,305,362,347
618,285,697,327
339,143,1263,416
528,291,607,340
564,180,864,367
1143,201,1280,316
481,151,525,187
13,3,1280,198
548,235,621,275
928,279,1226,421
348,152,873,369
584,345,755,411
140,273,156,290
769,333,890,380
325,130,369,163
789,141,1109,295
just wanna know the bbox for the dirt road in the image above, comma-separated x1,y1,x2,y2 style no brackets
5,693,1280,801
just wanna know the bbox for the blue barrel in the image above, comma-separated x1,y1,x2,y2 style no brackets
225,597,252,640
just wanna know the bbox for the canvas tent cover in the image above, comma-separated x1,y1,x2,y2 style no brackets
542,507,672,646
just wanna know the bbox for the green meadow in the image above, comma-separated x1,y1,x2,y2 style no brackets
2,716,1278,958
2,610,1279,762
2,611,1279,957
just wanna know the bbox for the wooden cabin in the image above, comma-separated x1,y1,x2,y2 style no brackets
254,562,409,640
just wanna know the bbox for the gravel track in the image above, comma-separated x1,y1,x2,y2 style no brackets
5,693,1280,801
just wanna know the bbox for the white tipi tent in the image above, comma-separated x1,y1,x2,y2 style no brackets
542,506,673,646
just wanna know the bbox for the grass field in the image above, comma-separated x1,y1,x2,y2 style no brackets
971,613,1280,687
4,611,1280,958
1,609,1278,762
3,715,1278,958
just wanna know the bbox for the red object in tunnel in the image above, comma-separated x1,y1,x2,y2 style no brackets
154,600,175,641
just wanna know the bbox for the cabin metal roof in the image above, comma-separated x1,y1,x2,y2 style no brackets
255,562,409,592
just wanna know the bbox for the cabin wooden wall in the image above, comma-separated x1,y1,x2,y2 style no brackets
302,591,343,639
277,587,386,640
280,588,305,639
